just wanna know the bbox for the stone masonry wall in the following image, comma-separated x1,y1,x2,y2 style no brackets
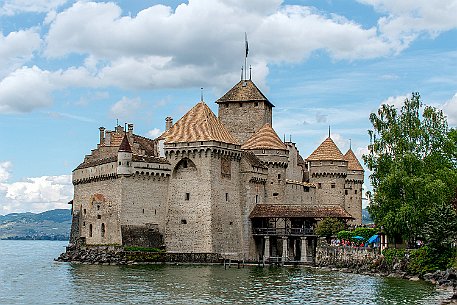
316,244,381,269
210,152,243,259
218,101,272,144
309,161,347,207
165,151,213,253
345,170,364,224
73,178,122,245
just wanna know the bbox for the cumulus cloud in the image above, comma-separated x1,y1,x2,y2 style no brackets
146,128,162,138
109,97,142,121
0,162,72,214
0,0,67,15
0,29,41,76
0,161,12,183
380,94,410,108
357,0,457,44
442,93,457,125
0,66,55,113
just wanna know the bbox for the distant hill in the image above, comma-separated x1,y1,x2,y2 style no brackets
362,208,373,224
0,209,71,240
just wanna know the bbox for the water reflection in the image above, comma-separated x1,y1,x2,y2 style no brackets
0,241,449,305
67,264,445,305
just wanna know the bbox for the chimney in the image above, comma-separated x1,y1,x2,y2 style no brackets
165,117,173,131
99,127,105,145
128,123,133,135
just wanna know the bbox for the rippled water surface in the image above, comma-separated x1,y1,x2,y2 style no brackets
0,240,450,304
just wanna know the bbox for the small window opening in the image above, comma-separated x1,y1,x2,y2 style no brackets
254,102,258,107
83,221,86,226
255,195,258,203
142,209,145,214
225,193,229,202
155,209,157,215
273,192,279,197
97,215,101,219
89,224,93,237
355,190,358,194
185,193,190,200
119,161,121,165
239,103,242,107
331,183,336,189
318,183,322,189
278,174,281,179
183,160,188,168
229,221,233,225
83,209,86,215
97,205,100,210
345,190,348,195
181,219,187,224
101,223,105,238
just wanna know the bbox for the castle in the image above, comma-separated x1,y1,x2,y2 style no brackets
69,77,364,263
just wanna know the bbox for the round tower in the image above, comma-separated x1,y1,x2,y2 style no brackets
117,134,133,176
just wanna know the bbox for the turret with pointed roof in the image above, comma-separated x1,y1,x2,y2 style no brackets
306,137,345,161
241,123,286,150
344,148,364,171
216,79,273,144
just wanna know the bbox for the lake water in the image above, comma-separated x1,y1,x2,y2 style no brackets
0,240,450,304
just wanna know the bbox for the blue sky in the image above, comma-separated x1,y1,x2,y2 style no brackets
0,0,456,214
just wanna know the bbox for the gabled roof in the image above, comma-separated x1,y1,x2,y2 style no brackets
344,148,364,171
307,137,345,161
241,123,287,150
216,80,274,107
160,101,240,145
249,204,353,219
118,134,132,153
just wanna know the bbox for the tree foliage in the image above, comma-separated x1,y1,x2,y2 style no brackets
315,218,346,238
363,92,457,249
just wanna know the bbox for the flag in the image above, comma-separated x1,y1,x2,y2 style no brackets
245,32,249,58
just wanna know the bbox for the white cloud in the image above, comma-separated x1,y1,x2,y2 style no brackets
0,66,55,113
380,94,410,108
109,96,142,121
442,93,457,125
0,29,41,76
0,161,12,183
146,128,162,138
0,162,72,214
0,0,67,15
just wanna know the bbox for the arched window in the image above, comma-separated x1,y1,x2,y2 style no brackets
101,223,105,238
89,224,93,237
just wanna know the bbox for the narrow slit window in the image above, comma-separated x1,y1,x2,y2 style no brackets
185,193,190,200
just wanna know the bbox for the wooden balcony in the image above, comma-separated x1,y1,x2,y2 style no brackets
252,227,314,236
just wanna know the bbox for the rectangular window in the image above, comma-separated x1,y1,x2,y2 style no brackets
255,195,259,203
225,193,229,202
331,183,336,188
181,219,187,224
97,215,101,219
345,190,348,195
185,193,190,200
278,174,281,179
355,189,358,194
318,183,322,189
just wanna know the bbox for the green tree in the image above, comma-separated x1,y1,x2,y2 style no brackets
363,92,457,250
315,218,346,238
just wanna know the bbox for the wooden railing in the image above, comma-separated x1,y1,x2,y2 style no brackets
252,227,314,236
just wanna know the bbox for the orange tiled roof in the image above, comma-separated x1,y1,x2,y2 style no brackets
216,80,274,107
249,204,353,219
344,148,364,171
307,137,345,161
160,101,240,145
241,123,287,150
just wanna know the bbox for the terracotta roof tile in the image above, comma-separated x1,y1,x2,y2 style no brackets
160,101,240,145
241,124,287,150
344,148,364,171
216,80,274,107
118,134,132,152
249,204,353,219
307,137,345,161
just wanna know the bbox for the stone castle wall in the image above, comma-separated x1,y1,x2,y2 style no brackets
218,101,272,143
73,178,123,245
344,170,364,224
309,160,347,207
